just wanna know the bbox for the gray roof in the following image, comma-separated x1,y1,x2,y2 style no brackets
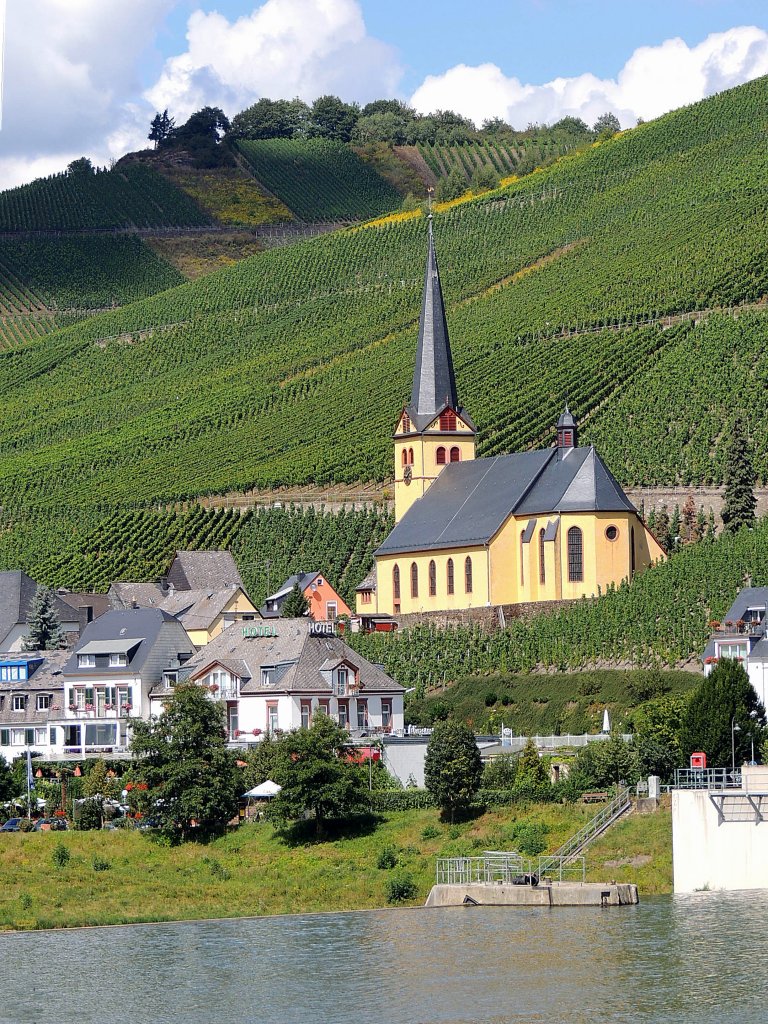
176,618,403,696
157,588,243,630
377,446,637,555
259,573,319,618
700,588,768,661
109,582,165,610
355,569,377,592
0,649,70,726
167,551,243,591
410,221,458,422
63,608,183,676
0,572,77,642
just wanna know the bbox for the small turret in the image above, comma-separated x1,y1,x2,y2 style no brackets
557,404,577,449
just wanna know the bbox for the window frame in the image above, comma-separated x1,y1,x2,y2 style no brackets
36,694,52,712
11,695,25,712
447,558,454,595
436,446,446,465
393,564,400,601
567,526,584,582
410,562,419,599
449,446,460,463
539,528,546,585
464,556,473,594
429,560,437,597
78,653,96,669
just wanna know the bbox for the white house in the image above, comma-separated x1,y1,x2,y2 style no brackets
150,618,404,744
701,587,768,707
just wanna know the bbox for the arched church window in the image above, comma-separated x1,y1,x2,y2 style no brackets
410,562,419,598
440,410,457,431
393,564,400,600
436,447,446,465
464,556,473,594
401,449,408,467
520,531,525,586
539,528,546,585
567,527,583,582
429,560,436,596
450,447,460,462
408,448,414,465
447,558,455,595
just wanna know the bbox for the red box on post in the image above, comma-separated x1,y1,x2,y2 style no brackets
690,752,707,769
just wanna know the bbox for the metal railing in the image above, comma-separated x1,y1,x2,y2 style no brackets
539,786,632,874
537,855,586,883
673,768,743,790
436,852,531,885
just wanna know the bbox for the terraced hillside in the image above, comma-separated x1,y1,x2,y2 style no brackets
0,78,767,518
235,138,403,221
411,137,573,185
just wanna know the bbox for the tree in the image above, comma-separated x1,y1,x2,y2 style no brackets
679,659,766,767
471,165,498,193
515,737,548,788
721,419,756,534
570,733,640,791
130,684,240,842
67,157,94,177
424,720,482,820
148,109,175,147
670,504,681,550
593,112,621,137
552,116,590,135
281,582,310,617
0,755,14,805
308,95,360,142
22,586,66,651
269,713,367,835
228,97,309,140
482,752,518,789
435,168,467,202
481,116,514,135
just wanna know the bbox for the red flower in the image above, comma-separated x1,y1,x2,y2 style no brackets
124,783,134,791
137,783,148,791
252,728,262,736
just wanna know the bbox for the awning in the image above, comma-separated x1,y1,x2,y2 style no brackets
243,780,282,798
77,638,144,656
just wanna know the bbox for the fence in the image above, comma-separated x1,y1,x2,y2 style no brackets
673,768,743,790
435,851,586,885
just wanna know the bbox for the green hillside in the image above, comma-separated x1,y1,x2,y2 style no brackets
0,78,767,518
0,163,211,231
235,138,403,221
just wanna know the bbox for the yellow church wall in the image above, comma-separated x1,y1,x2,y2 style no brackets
394,433,476,521
375,546,490,615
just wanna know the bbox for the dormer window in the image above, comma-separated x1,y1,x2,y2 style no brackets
162,671,178,687
261,667,275,686
109,653,128,667
439,410,457,431
78,654,96,669
336,668,349,696
402,413,410,433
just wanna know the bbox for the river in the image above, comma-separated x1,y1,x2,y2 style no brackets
2,893,766,1023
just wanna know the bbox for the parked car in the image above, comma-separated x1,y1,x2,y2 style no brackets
0,818,23,832
32,818,68,832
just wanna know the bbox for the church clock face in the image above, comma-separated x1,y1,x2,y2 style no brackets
403,464,412,485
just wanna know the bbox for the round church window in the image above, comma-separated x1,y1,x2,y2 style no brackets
605,525,619,541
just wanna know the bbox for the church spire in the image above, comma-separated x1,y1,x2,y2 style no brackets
410,217,458,417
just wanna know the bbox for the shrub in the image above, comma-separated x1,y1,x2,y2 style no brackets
368,790,436,811
74,798,103,831
509,821,549,857
204,857,231,881
484,691,498,707
420,824,440,840
18,819,33,832
19,892,32,911
384,871,418,903
52,842,70,868
92,856,111,872
376,845,398,869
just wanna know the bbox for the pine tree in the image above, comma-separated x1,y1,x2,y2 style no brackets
694,505,707,543
656,505,672,553
23,587,66,651
721,419,756,534
281,581,310,617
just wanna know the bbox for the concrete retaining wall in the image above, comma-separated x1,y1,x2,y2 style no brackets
425,881,638,907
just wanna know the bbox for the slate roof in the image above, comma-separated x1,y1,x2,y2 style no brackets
171,618,403,696
377,446,637,556
0,649,70,726
167,551,243,591
0,572,78,643
355,569,377,592
63,608,182,676
411,220,457,420
156,588,240,631
109,582,165,610
260,573,320,617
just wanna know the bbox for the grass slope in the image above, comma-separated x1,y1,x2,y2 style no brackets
0,803,670,930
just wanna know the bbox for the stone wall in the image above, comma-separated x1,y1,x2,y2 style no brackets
395,600,573,632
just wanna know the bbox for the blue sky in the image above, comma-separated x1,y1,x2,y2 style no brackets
1,0,767,188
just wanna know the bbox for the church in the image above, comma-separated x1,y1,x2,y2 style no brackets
355,220,665,619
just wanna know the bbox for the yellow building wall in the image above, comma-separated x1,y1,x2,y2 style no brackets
194,590,260,646
375,546,489,615
393,409,476,522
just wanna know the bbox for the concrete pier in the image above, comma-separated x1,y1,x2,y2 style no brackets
425,881,639,908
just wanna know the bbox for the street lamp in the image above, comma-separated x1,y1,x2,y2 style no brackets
731,717,741,773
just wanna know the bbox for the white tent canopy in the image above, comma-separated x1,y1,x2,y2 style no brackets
243,780,282,799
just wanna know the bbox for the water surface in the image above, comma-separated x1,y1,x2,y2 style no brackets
2,894,766,1024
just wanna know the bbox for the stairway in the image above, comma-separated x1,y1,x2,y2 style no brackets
539,786,632,874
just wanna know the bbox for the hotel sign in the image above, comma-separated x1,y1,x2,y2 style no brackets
310,621,336,637
242,624,278,638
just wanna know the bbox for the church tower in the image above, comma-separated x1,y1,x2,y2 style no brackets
393,218,476,522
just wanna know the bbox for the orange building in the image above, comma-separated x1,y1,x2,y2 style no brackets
260,572,351,622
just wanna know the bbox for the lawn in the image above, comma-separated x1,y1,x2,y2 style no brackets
0,801,672,930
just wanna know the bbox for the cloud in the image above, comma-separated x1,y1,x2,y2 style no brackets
144,0,402,124
0,0,177,188
409,26,768,129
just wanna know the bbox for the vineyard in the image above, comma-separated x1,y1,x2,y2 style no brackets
235,138,403,221
348,519,768,683
0,164,211,231
0,78,767,509
412,137,573,184
0,505,392,608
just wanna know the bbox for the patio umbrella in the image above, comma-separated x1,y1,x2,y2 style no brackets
243,780,282,798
